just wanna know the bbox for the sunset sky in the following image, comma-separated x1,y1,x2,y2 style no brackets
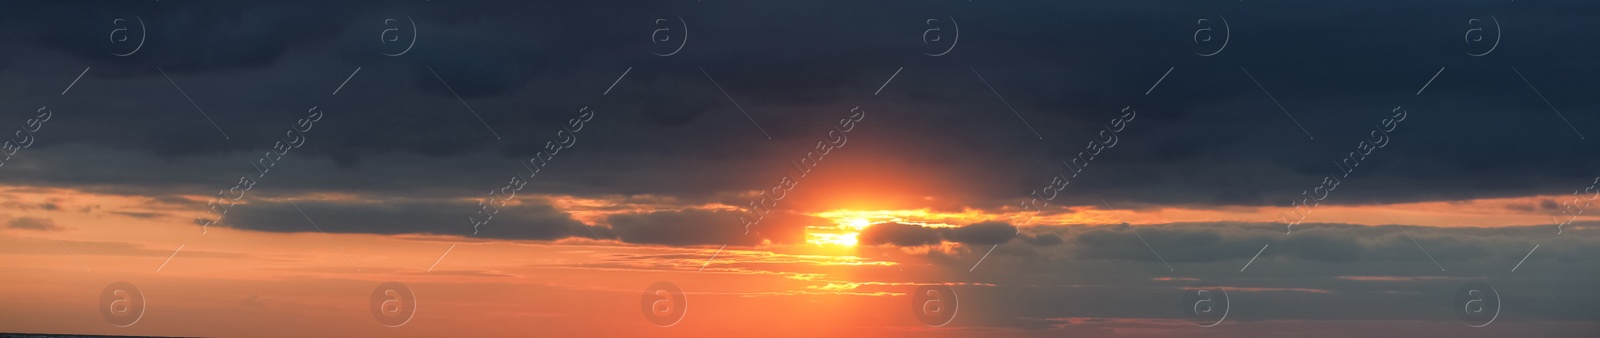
1,1,1598,337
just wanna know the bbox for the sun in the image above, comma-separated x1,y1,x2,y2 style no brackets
807,231,859,247
849,218,870,228
805,209,974,247
806,218,873,247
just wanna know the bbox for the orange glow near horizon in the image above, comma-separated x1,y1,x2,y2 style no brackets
3,184,1599,336
803,209,996,247
805,216,869,247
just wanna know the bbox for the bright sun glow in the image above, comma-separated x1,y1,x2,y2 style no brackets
805,209,995,247
806,216,878,247
807,210,964,247
849,218,870,228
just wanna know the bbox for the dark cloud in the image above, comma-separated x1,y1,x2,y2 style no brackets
842,221,1600,331
857,222,941,246
0,0,1595,216
109,211,162,219
6,217,62,231
970,221,1600,271
606,209,819,246
1018,232,1063,246
945,221,1016,245
0,2,1598,334
859,221,1051,246
222,198,593,241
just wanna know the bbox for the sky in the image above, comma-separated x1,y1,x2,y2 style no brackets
1,0,1598,337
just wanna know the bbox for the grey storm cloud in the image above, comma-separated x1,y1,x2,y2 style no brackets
843,221,1600,332
1023,222,1500,266
857,222,942,246
858,221,1061,246
6,217,62,231
1,1,1599,336
0,0,1596,215
0,0,1598,252
606,209,822,246
222,198,593,240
